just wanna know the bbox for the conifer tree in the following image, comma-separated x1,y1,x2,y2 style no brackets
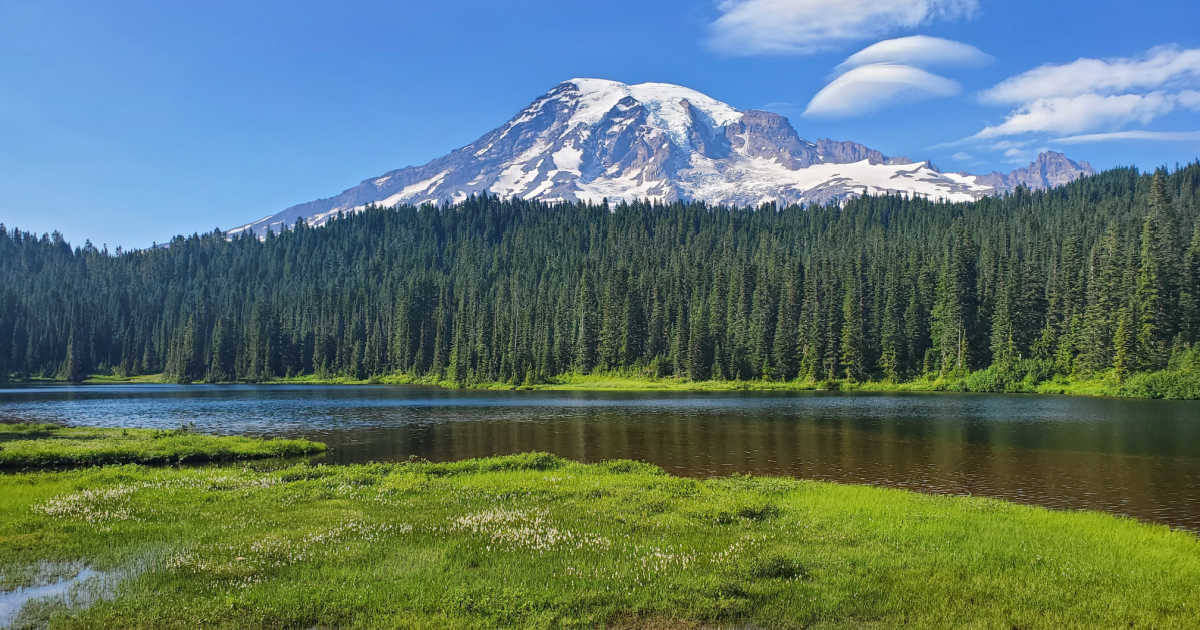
574,275,598,374
621,280,645,365
1079,227,1122,372
878,271,904,382
1181,222,1200,342
840,274,866,381
989,260,1017,366
771,268,800,381
687,293,711,381
1135,212,1170,369
1113,305,1136,381
904,281,930,377
932,223,977,375
207,317,234,382
597,270,626,370
59,327,84,383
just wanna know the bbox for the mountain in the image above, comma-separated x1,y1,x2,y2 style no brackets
229,79,1093,237
972,152,1095,192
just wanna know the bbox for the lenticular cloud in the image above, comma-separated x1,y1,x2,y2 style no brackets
805,64,961,117
804,36,985,117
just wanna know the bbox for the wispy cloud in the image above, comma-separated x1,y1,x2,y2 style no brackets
1053,130,1200,143
836,36,991,73
972,91,1200,138
708,0,979,56
804,63,960,117
980,46,1200,104
962,45,1200,148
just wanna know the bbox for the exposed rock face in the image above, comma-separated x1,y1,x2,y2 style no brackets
229,79,1094,238
814,139,911,165
973,151,1096,193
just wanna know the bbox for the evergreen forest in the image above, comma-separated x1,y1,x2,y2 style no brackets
2,164,1199,396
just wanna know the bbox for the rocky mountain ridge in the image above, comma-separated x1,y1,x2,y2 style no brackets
230,79,1094,237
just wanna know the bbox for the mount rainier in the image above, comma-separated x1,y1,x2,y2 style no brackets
230,78,1094,237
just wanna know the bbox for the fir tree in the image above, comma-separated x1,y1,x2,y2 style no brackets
1135,212,1170,369
1113,305,1136,381
59,328,84,383
574,275,598,374
1181,222,1200,342
840,275,866,382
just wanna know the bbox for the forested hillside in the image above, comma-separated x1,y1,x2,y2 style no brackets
2,164,1199,395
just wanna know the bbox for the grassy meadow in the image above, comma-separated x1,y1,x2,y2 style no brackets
0,444,1198,628
0,424,325,469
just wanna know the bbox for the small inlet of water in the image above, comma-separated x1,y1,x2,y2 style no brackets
0,567,101,628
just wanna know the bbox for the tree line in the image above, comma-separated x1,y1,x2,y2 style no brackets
1,163,1198,387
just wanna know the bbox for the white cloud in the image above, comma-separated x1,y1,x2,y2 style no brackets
1053,130,1200,143
709,0,980,56
988,140,1031,151
804,63,960,117
837,36,991,72
964,45,1200,149
951,151,973,160
972,91,1200,138
981,46,1200,104
999,145,1050,165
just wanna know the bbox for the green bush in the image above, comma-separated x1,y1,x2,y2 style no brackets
962,359,1056,393
1118,369,1200,399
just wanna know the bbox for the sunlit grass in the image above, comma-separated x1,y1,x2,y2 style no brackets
10,361,1197,399
80,373,166,384
0,424,325,469
1,453,1197,628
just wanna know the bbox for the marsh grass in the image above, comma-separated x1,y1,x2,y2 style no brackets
1,454,1197,628
0,424,325,469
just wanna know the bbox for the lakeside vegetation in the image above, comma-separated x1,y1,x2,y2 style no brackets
0,423,325,469
23,342,1198,400
0,452,1196,629
2,165,1200,401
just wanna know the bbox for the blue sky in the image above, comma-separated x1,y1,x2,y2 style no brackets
3,0,1199,248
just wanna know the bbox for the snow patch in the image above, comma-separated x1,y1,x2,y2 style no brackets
552,145,583,173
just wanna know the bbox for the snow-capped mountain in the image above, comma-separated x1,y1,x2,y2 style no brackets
230,78,1094,237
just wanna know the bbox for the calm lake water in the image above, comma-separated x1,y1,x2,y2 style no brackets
2,385,1198,530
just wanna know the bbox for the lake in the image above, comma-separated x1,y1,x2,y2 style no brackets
1,384,1198,530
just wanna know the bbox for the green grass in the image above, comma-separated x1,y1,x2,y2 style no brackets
1,453,1197,628
80,373,166,385
0,424,326,469
468,364,1200,399
474,373,821,392
9,356,1199,399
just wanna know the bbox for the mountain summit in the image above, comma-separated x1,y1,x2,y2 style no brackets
230,79,1094,237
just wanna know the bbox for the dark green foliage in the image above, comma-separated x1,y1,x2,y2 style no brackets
0,163,1198,386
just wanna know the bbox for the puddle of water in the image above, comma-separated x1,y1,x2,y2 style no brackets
0,567,101,628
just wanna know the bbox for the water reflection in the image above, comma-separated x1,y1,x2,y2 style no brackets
1,385,1198,530
0,567,101,627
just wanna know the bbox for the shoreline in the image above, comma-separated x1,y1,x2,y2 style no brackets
5,370,1195,400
